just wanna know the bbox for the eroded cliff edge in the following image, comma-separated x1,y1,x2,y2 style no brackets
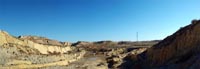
0,31,86,69
136,20,200,69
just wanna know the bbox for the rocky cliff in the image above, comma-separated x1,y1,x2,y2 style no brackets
0,30,86,69
137,20,200,68
18,36,63,46
0,30,72,54
18,36,72,46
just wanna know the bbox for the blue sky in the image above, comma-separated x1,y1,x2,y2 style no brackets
0,0,200,42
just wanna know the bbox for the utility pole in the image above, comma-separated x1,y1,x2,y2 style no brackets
136,32,138,42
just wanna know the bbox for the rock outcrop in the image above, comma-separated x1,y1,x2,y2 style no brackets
137,20,200,68
0,30,86,69
72,41,92,47
0,30,72,54
62,42,72,46
18,36,72,46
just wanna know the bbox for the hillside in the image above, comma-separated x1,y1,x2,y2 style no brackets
134,20,200,69
0,30,85,69
0,30,156,69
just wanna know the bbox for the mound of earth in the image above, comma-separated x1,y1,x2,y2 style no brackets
134,20,200,69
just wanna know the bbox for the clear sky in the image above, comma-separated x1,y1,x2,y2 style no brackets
0,0,200,42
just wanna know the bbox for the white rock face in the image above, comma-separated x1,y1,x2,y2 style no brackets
18,36,64,46
0,30,72,54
